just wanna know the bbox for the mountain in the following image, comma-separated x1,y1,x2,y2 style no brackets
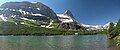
63,10,75,20
102,22,111,29
0,1,81,30
57,10,76,23
0,1,117,31
103,22,117,29
81,22,117,30
81,24,103,30
0,1,58,20
0,1,62,29
57,10,79,29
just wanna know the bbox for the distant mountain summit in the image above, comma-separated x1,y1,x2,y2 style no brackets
81,22,117,30
57,10,79,29
57,10,76,23
63,10,75,19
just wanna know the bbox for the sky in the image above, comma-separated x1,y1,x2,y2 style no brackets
0,0,120,25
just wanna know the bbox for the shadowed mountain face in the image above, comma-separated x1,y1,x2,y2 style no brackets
0,1,58,20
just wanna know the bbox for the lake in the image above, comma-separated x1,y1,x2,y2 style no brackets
0,34,118,50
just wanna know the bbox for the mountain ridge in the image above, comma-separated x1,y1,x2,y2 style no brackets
81,22,117,30
0,1,80,30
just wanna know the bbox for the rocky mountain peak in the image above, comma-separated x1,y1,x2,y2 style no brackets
64,10,75,19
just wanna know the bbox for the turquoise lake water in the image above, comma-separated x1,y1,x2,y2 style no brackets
0,34,115,50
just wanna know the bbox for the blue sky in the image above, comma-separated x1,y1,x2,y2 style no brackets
0,0,120,25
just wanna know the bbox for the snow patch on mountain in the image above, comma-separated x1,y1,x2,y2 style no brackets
18,9,27,14
57,14,74,23
81,24,92,27
21,18,35,21
46,20,54,28
32,14,43,16
0,14,8,22
37,8,40,10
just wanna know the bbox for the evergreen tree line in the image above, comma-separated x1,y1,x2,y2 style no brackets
108,19,120,38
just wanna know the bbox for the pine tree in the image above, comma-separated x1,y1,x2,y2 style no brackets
116,19,120,29
108,22,114,33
